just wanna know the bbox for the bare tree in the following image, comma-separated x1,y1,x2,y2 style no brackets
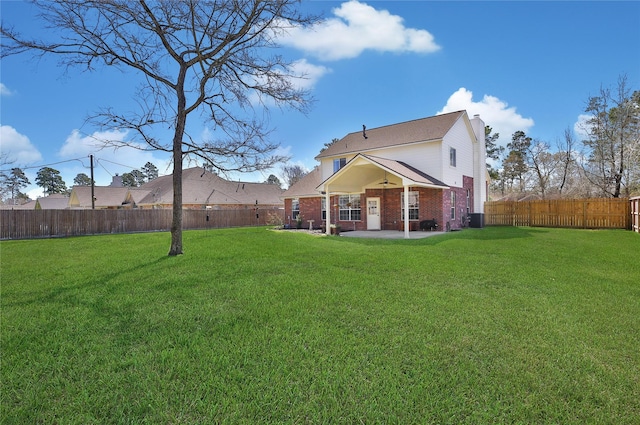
526,140,557,199
555,127,577,196
281,163,307,188
580,75,640,198
1,0,317,255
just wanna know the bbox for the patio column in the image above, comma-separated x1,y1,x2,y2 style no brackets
324,190,331,235
403,185,410,239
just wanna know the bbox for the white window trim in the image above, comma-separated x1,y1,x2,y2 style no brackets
401,191,419,221
450,191,456,220
338,194,361,221
292,198,300,219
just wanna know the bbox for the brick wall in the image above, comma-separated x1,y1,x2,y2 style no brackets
284,177,475,232
284,196,327,229
442,175,474,230
377,187,443,231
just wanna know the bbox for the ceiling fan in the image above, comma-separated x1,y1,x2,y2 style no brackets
378,171,397,186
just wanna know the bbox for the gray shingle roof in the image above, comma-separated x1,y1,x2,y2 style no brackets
70,186,131,208
138,167,284,206
36,194,70,209
316,110,465,159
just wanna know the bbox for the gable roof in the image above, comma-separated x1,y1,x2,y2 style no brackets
35,194,70,209
315,154,448,193
138,167,284,206
361,155,448,188
316,110,466,159
69,186,131,208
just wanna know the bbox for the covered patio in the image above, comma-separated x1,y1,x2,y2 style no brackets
317,154,449,239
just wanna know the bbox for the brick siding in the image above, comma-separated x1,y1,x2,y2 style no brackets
284,177,476,232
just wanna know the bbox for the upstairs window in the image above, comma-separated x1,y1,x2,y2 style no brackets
449,147,457,167
401,191,419,220
333,158,346,173
338,194,361,221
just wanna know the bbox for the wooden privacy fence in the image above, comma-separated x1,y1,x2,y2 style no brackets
0,208,284,240
484,198,631,229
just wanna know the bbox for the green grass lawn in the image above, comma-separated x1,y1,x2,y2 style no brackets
1,227,639,424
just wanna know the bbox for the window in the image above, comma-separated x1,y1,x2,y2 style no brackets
292,198,300,219
449,147,456,167
339,194,361,221
321,197,326,220
333,158,346,173
466,189,471,215
450,191,456,219
401,191,419,220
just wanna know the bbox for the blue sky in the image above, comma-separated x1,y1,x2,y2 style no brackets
1,0,639,198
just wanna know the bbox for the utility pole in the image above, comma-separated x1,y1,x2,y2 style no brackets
90,154,95,210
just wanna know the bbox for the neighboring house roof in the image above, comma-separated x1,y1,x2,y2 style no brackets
128,188,153,205
138,167,284,206
281,167,323,198
69,186,131,209
0,201,35,209
316,110,466,159
35,194,70,209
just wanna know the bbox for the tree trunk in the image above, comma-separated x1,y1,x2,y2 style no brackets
168,145,183,256
168,65,188,256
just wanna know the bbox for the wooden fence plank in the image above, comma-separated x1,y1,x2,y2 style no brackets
484,198,631,230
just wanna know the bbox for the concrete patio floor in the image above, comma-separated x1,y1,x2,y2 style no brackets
338,230,446,239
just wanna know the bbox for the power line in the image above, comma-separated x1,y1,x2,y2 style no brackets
95,158,142,171
0,157,88,173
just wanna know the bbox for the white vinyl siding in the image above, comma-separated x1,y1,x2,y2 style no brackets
441,118,475,187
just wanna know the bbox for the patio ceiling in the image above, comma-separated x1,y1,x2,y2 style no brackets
317,154,448,194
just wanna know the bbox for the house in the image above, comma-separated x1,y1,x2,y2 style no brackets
136,166,285,210
0,194,70,210
65,167,285,210
282,110,487,237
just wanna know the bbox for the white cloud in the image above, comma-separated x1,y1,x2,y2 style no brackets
0,125,43,164
1,83,14,96
247,59,331,106
59,129,130,157
58,129,170,186
438,88,535,147
280,0,440,61
288,59,332,90
574,114,592,140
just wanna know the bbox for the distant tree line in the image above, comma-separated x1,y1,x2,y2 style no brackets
0,161,160,204
488,75,639,200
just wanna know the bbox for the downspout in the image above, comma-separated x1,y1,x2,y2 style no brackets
403,185,410,239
